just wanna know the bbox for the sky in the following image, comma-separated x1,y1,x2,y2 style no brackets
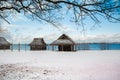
0,12,120,44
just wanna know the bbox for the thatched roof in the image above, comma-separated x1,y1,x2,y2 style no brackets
51,34,75,45
30,38,46,46
0,37,11,46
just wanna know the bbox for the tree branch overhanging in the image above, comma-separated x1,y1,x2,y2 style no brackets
0,0,120,27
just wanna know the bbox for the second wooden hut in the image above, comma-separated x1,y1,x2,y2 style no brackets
29,38,46,50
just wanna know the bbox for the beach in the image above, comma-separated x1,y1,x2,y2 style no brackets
0,50,120,80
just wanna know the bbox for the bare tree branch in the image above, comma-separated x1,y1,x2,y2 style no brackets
0,0,120,28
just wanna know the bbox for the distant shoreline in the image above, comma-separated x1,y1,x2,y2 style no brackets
6,43,120,51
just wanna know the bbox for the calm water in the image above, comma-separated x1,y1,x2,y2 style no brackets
11,43,120,51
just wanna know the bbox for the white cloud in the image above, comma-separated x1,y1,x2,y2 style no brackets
0,24,12,41
76,34,120,43
1,15,120,44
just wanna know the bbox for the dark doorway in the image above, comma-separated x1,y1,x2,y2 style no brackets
58,45,73,51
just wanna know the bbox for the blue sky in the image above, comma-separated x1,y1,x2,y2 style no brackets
1,12,120,44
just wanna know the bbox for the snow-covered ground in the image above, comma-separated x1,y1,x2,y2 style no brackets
0,50,120,80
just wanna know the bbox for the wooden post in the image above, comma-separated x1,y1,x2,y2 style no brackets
11,43,13,52
74,45,76,51
25,43,26,52
71,45,72,51
62,45,63,51
52,46,54,51
74,45,75,51
47,44,49,50
75,45,77,51
18,43,20,52
48,44,50,50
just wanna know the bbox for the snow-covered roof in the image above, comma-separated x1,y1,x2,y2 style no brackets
51,39,74,45
30,38,46,46
0,37,11,46
51,34,75,45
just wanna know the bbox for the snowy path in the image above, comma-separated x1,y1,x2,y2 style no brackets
0,50,120,80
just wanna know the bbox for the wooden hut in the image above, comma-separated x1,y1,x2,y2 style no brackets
0,37,11,50
51,34,75,51
29,38,46,50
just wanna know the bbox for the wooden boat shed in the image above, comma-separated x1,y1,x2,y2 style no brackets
0,37,11,50
50,34,76,51
29,38,46,50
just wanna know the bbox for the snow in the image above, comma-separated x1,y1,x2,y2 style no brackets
0,50,120,80
51,39,73,45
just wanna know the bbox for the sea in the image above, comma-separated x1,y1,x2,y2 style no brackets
11,43,120,51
